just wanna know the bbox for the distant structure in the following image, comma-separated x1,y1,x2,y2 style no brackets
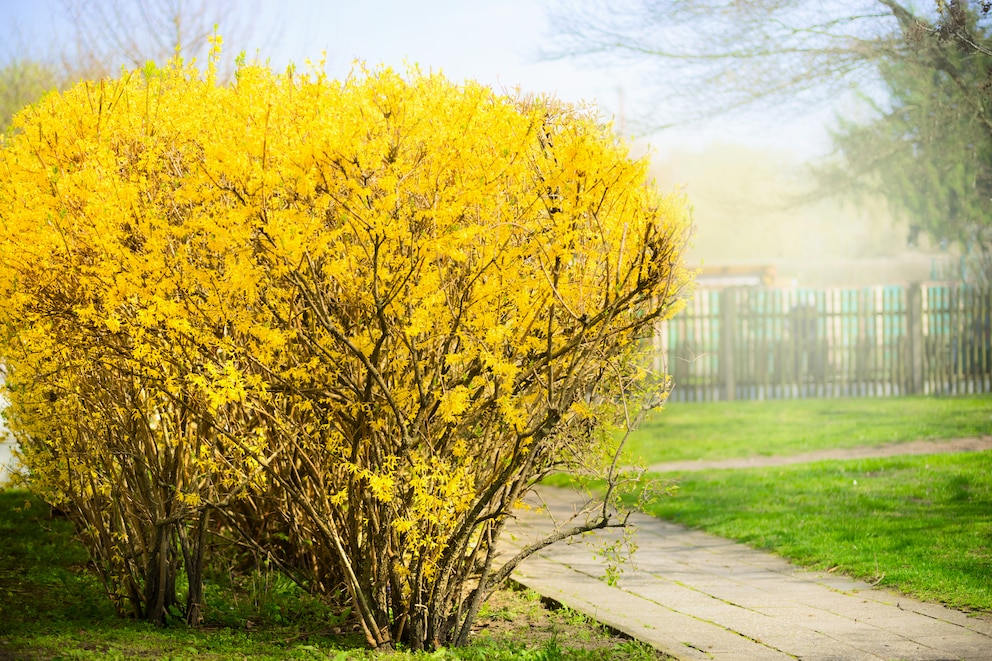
651,143,957,288
694,264,777,288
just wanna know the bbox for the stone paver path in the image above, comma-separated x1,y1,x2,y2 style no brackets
646,436,992,473
505,442,992,660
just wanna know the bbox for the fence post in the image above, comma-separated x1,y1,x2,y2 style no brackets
720,288,736,400
907,283,924,394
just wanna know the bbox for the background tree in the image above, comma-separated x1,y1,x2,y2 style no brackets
0,59,60,131
548,0,992,282
824,2,992,282
56,0,268,79
546,0,906,127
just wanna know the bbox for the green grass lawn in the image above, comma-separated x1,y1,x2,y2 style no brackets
622,394,992,612
624,394,992,465
0,490,662,660
642,451,992,611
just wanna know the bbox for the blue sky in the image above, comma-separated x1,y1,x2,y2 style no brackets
0,0,834,156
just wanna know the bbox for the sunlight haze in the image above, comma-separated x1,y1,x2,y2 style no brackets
1,0,834,157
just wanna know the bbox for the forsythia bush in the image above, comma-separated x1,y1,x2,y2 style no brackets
0,46,691,648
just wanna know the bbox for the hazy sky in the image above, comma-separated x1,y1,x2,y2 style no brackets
0,0,835,157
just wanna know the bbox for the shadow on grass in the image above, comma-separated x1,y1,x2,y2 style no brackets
0,490,667,660
0,489,369,660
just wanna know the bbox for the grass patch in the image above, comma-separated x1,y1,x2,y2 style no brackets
625,394,992,464
642,451,992,611
0,490,666,660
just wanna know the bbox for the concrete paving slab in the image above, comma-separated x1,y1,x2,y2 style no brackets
511,553,796,660
864,598,992,637
912,634,992,660
506,486,992,661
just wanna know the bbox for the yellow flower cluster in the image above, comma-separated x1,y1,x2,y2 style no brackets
0,53,691,643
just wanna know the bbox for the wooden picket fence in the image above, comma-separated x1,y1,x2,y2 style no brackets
651,284,992,401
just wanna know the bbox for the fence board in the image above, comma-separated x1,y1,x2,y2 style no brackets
657,283,992,401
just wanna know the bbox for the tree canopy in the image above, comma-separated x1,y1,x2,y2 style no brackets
0,59,60,132
547,0,908,126
549,0,992,282
826,2,992,282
